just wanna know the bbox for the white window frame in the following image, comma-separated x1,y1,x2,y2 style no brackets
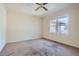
49,16,69,34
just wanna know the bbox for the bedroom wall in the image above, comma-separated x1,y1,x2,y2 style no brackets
43,5,79,48
0,4,7,52
7,10,42,43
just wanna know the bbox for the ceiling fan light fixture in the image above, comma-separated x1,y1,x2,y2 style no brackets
35,3,48,11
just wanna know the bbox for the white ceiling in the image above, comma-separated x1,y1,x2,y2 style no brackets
5,3,72,17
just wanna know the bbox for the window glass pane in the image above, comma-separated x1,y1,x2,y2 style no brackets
58,16,69,34
58,16,69,23
49,19,56,33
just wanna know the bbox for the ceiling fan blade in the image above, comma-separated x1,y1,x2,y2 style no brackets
43,7,48,11
35,6,41,11
43,3,48,5
36,3,41,5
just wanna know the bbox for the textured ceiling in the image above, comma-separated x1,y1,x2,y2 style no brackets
5,3,72,17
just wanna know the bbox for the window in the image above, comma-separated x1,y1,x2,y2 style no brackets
49,16,69,34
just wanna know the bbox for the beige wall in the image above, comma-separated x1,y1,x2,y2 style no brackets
0,4,7,52
7,10,42,43
43,5,79,48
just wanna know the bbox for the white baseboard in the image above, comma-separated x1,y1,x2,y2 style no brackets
7,37,42,44
43,36,79,48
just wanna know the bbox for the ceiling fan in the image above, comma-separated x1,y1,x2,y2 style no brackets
35,3,48,11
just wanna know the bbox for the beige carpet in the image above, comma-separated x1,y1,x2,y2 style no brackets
0,39,79,56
